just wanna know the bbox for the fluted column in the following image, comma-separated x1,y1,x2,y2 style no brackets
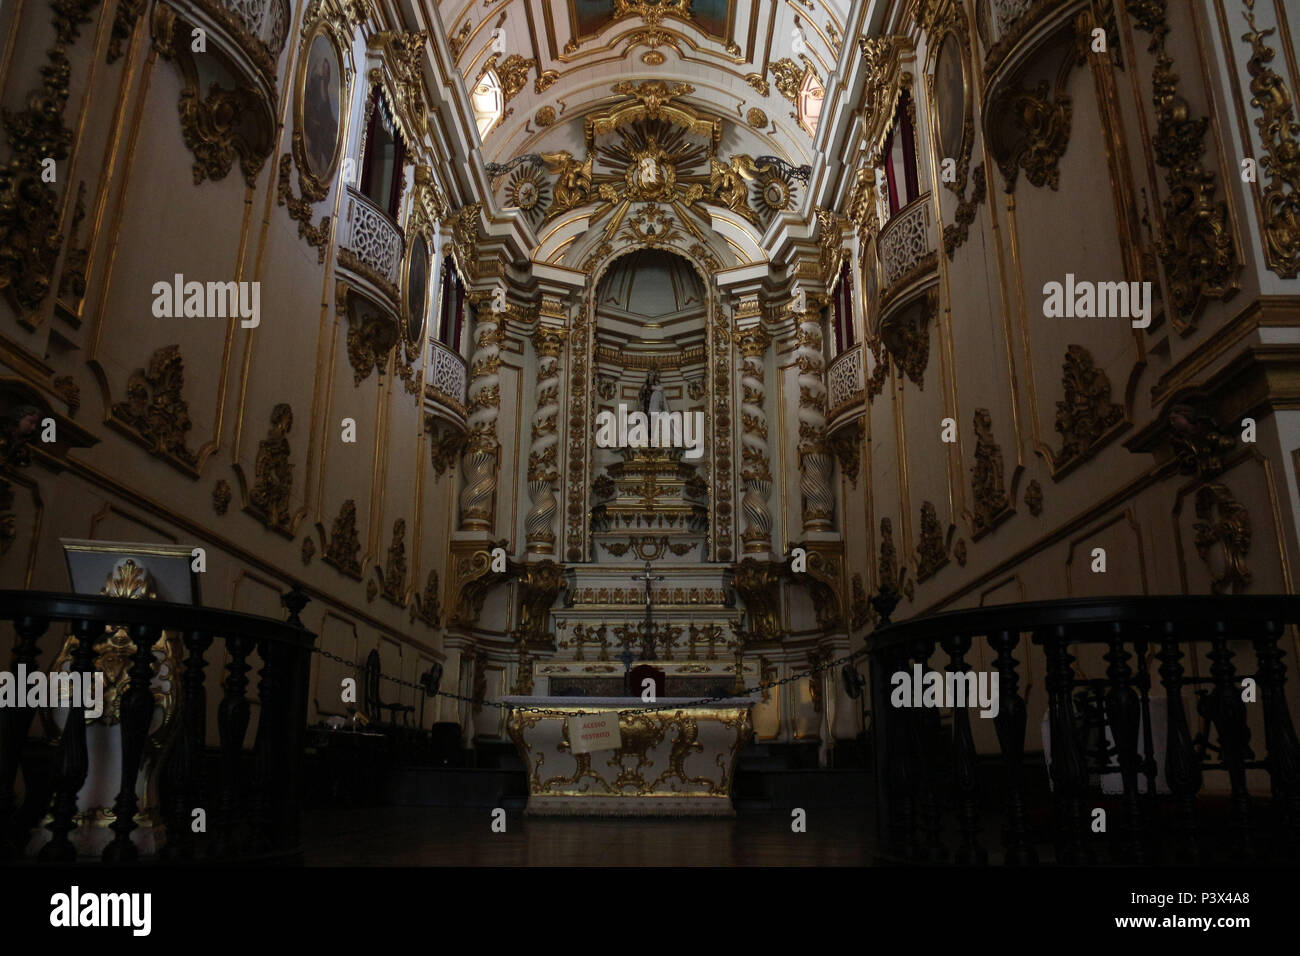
459,300,503,530
526,326,565,554
795,309,834,531
735,326,773,554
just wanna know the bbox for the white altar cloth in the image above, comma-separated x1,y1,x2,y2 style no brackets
502,697,754,816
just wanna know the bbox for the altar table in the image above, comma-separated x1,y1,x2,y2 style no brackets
502,697,754,816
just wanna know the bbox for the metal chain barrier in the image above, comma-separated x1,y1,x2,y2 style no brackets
310,643,871,719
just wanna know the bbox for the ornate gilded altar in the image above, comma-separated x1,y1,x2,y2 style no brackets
503,696,753,816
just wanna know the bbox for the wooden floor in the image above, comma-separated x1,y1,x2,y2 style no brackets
300,806,877,866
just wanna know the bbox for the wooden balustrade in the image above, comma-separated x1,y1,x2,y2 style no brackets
868,595,1300,864
0,589,315,862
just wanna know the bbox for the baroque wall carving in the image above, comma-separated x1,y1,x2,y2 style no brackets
380,518,407,604
992,81,1071,193
424,414,466,478
971,407,1012,537
915,500,949,582
1054,344,1124,472
0,0,99,319
247,403,295,533
277,154,332,263
323,498,362,579
342,287,399,385
880,288,936,388
417,569,441,627
1127,0,1240,330
109,344,200,475
942,165,986,259
1241,0,1300,278
827,420,863,486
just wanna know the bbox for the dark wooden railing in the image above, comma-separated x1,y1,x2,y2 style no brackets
0,588,316,862
867,595,1300,864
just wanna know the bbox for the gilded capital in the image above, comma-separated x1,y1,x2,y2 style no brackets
532,325,567,357
734,327,772,357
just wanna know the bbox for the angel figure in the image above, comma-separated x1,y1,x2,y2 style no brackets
708,155,760,225
540,150,593,215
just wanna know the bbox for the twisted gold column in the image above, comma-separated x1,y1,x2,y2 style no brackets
459,305,503,531
795,310,833,532
735,327,773,554
526,326,565,554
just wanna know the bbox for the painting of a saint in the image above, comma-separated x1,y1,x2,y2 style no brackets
935,34,966,161
302,33,342,179
406,235,430,341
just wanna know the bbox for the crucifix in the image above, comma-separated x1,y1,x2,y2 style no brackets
628,560,665,665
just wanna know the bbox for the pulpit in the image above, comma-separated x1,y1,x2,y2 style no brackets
503,695,754,816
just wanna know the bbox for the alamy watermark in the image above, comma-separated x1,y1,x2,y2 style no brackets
594,403,705,459
890,664,999,719
151,274,261,328
1042,274,1152,329
0,666,105,719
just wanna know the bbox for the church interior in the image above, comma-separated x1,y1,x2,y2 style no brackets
1,0,1299,882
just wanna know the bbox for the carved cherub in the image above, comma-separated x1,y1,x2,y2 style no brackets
540,150,593,214
707,155,760,225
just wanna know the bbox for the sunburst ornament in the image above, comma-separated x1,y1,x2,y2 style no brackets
505,163,550,223
755,171,795,215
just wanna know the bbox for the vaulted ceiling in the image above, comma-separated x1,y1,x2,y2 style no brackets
437,0,854,169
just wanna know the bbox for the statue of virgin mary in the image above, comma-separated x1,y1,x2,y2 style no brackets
638,369,669,415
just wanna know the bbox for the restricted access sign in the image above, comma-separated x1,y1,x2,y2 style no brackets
569,713,622,754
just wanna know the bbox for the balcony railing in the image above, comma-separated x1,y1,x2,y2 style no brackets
982,0,1088,79
827,344,865,420
223,0,289,61
864,594,1300,864
0,588,316,862
878,194,936,296
338,188,404,306
426,339,468,415
180,0,291,85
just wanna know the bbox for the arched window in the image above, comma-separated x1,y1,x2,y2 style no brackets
470,69,504,139
359,87,406,219
831,261,855,354
797,69,825,136
882,90,920,217
436,255,465,352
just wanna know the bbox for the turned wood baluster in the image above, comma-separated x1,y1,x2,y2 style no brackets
277,587,313,854
941,632,986,864
1104,622,1145,863
40,619,99,862
249,637,281,854
160,629,212,861
1207,620,1254,861
0,615,47,859
1133,633,1161,862
1251,618,1300,858
102,622,161,862
1155,620,1202,863
212,634,254,858
868,591,903,855
1042,624,1093,864
881,646,914,858
989,628,1036,864
908,636,947,862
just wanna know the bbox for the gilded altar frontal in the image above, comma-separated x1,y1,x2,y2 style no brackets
1,0,1299,908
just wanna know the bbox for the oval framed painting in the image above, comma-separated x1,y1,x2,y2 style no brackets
934,32,970,183
404,234,431,343
294,22,346,197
